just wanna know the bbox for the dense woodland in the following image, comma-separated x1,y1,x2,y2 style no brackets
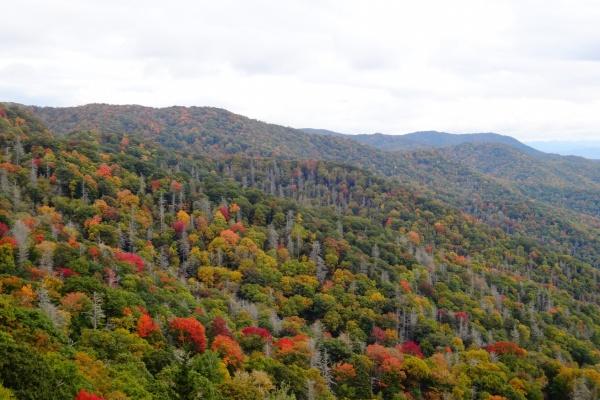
1,103,600,399
31,104,600,267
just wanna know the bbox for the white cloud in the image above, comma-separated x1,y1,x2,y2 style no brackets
1,0,600,141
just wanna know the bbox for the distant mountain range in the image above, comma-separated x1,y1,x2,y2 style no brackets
301,128,537,154
302,128,599,158
527,140,600,159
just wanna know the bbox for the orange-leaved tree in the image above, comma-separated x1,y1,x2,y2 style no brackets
170,317,206,352
211,334,244,368
137,313,160,338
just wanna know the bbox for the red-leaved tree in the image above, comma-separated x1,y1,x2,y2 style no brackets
115,252,144,272
219,206,230,221
137,313,160,338
485,341,526,357
0,222,9,236
170,317,206,352
370,326,386,343
74,389,105,400
210,316,232,338
172,220,186,235
397,341,424,358
241,326,271,340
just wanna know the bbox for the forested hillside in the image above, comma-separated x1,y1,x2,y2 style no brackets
2,103,600,399
28,104,600,267
27,104,391,167
439,143,600,216
309,131,537,154
302,126,600,221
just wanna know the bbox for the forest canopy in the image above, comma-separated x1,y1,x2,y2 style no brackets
1,103,600,400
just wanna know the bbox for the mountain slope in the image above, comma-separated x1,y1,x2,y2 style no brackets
22,103,600,267
302,128,539,154
29,104,390,165
302,125,600,222
439,143,600,217
4,103,600,399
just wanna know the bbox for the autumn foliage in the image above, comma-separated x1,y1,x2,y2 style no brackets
96,163,112,178
210,316,232,338
219,205,230,221
230,222,245,233
57,267,78,278
115,251,144,272
241,326,271,340
1,105,599,400
273,335,310,361
407,230,421,246
485,341,527,357
169,317,207,352
399,279,412,293
333,362,357,382
211,334,244,367
0,222,9,236
455,311,469,321
366,344,401,366
172,220,186,234
137,313,160,338
398,341,424,358
370,326,386,343
220,229,240,245
170,180,182,192
74,389,105,400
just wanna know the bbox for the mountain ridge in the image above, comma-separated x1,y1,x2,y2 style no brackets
302,128,541,155
13,102,600,266
527,140,600,160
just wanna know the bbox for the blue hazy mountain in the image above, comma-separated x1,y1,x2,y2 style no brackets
527,141,600,160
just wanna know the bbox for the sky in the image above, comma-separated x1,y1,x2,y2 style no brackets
2,0,600,142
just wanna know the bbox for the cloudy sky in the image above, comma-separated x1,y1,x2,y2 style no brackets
2,0,600,141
